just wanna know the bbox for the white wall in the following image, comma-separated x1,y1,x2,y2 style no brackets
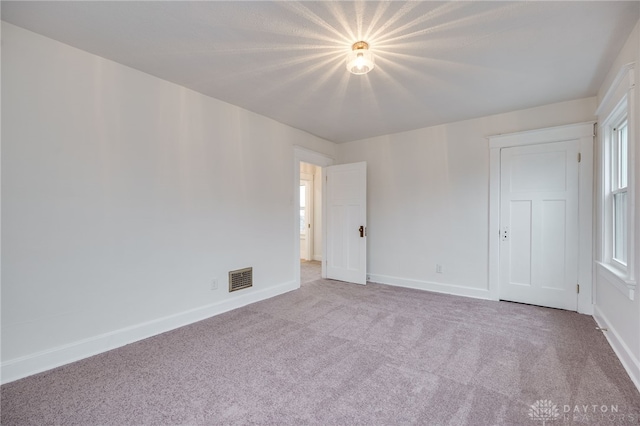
594,18,640,390
337,97,596,299
1,23,336,382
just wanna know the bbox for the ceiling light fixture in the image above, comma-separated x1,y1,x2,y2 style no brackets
346,41,374,75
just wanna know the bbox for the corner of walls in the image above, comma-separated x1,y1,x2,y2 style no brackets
597,18,640,105
335,98,596,305
592,15,640,394
1,23,335,384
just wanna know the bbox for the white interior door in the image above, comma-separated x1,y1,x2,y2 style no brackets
325,162,367,285
499,140,580,310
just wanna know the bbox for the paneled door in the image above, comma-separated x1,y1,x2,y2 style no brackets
325,162,367,285
499,140,580,310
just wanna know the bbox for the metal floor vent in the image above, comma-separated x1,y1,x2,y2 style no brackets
229,267,253,292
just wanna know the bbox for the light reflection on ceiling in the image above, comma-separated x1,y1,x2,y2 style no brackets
2,1,639,142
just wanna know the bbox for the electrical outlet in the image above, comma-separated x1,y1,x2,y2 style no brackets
211,278,218,291
436,264,443,274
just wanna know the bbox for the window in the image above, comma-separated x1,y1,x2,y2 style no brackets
596,63,640,300
603,106,632,276
596,62,635,299
612,118,628,266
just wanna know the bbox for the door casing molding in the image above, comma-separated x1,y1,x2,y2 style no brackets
488,122,595,314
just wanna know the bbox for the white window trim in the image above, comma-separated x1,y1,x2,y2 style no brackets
596,62,636,300
607,107,629,269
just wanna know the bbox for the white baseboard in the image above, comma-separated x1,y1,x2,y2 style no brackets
368,274,492,300
1,280,297,385
593,305,640,393
312,255,322,261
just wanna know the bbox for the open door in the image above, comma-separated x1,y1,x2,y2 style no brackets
325,162,367,285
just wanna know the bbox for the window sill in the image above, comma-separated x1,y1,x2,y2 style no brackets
596,261,636,300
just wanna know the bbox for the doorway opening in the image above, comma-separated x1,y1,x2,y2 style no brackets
293,146,334,288
300,161,322,285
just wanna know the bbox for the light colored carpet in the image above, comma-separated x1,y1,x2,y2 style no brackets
2,275,639,425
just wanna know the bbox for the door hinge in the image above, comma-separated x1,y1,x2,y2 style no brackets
593,122,597,137
576,284,580,294
578,153,581,163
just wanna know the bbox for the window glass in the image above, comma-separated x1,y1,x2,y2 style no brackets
613,191,627,264
611,116,628,266
618,122,628,189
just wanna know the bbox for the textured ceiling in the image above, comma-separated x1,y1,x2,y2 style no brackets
2,1,639,143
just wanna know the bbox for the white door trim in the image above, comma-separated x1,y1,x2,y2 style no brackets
488,122,594,314
293,146,334,287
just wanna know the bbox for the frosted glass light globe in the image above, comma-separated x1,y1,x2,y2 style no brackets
346,41,374,75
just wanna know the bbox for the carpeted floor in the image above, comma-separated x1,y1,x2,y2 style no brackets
2,265,639,425
300,260,321,284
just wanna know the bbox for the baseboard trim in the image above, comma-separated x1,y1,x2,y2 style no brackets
593,305,640,393
1,280,297,385
368,274,492,300
312,255,322,261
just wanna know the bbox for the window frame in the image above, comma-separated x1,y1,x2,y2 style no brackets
596,62,636,299
608,112,629,270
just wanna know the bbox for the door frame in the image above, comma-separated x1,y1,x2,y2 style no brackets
488,122,595,314
293,146,334,287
